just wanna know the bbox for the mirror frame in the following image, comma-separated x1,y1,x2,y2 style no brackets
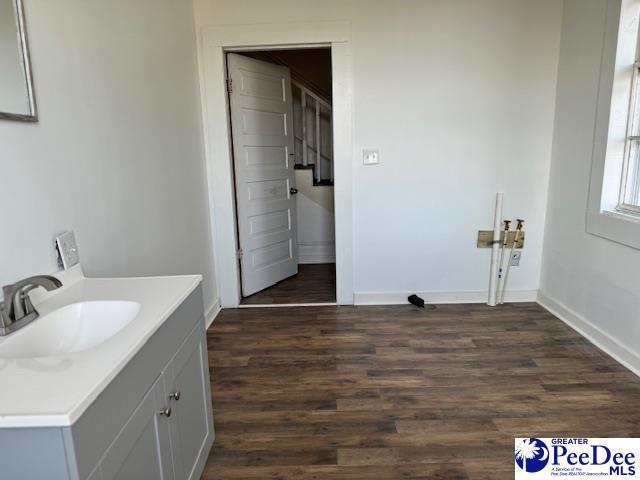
0,0,37,122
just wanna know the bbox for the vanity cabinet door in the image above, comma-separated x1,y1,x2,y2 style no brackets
87,465,102,480
99,376,174,480
165,324,214,480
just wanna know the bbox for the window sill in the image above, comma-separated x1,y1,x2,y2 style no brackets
586,209,640,250
607,208,640,223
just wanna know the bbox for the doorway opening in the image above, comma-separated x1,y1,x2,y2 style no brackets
226,48,336,306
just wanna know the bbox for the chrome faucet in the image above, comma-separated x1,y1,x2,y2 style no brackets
0,276,63,336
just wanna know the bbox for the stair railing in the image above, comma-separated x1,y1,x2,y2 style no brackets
292,79,333,184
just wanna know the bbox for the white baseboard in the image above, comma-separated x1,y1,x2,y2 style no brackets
353,289,538,305
298,242,335,264
537,291,640,378
205,299,221,329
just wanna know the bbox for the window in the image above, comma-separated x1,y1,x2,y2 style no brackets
586,0,640,250
619,44,640,213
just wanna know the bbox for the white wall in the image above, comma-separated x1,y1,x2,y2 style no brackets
0,0,217,313
195,0,563,301
295,169,335,264
540,0,640,372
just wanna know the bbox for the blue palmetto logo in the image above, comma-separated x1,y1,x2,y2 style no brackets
515,438,550,473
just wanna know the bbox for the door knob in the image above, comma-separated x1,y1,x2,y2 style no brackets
159,407,172,417
290,187,298,195
169,390,181,401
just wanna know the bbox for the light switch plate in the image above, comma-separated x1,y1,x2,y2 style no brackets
362,148,380,165
55,231,80,270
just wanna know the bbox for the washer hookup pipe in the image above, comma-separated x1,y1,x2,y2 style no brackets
487,193,504,306
496,219,512,300
499,218,524,304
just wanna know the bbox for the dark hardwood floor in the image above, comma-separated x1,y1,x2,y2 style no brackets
202,303,640,479
240,263,336,305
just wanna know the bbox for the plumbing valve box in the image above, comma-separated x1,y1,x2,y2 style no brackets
476,230,525,249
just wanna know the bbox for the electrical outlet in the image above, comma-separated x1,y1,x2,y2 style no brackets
55,231,80,270
362,148,380,165
511,250,522,266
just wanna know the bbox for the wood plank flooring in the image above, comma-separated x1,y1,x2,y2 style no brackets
240,263,336,305
202,303,640,479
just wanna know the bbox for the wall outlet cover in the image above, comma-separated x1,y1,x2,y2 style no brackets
362,148,380,165
511,250,522,266
55,231,80,270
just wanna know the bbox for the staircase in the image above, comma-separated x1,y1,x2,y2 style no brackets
240,50,334,185
291,80,333,186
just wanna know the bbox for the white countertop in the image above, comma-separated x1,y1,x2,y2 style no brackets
0,266,201,428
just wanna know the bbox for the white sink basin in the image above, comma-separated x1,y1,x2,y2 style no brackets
0,301,141,359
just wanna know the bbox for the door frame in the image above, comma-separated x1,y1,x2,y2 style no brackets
198,22,354,307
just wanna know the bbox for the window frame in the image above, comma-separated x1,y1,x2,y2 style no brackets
586,0,640,250
617,35,640,214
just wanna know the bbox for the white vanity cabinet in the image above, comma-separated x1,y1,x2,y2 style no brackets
0,285,214,480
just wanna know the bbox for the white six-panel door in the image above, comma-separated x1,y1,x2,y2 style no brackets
227,53,299,297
